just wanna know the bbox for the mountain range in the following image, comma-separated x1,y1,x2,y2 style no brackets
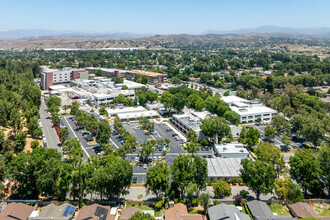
0,26,330,41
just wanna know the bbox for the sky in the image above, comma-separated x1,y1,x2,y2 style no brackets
1,0,330,34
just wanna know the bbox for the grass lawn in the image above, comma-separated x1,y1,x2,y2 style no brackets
269,204,290,216
126,204,163,217
188,206,204,215
59,113,71,117
312,203,330,216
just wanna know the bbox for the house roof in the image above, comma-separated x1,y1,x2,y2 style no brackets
247,201,297,220
0,202,34,220
290,202,330,219
120,207,142,220
208,204,250,220
32,203,75,220
164,203,203,220
76,204,115,220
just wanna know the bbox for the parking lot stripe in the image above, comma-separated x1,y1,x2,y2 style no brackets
110,137,119,149
64,117,90,158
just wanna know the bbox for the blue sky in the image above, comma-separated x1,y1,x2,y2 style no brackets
1,0,330,34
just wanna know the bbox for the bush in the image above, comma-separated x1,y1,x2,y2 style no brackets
238,178,244,185
192,198,199,206
227,179,231,185
213,200,221,205
234,194,243,206
121,200,126,205
224,138,232,143
55,202,60,206
155,200,164,211
174,198,179,204
232,177,238,185
207,181,213,186
239,190,249,199
138,201,142,206
131,202,136,207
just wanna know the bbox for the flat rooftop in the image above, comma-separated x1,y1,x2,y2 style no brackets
207,158,243,177
214,143,248,154
117,110,159,120
106,106,146,116
231,105,277,116
222,96,247,103
129,70,166,77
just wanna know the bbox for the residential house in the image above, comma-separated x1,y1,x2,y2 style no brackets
164,203,203,220
0,202,34,220
76,204,117,220
208,203,250,220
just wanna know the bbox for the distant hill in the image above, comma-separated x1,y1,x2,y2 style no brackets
0,29,151,41
203,25,330,36
0,32,327,50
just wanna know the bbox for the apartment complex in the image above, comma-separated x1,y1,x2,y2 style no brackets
222,96,278,123
41,67,88,90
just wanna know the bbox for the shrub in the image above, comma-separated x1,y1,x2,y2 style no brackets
227,179,231,185
55,202,60,206
238,178,244,185
192,198,199,206
234,194,243,206
155,200,164,211
174,198,179,204
239,190,249,199
232,177,238,185
213,200,220,205
131,202,136,207
121,200,126,205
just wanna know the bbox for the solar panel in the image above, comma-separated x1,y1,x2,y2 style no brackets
63,205,75,216
94,206,108,220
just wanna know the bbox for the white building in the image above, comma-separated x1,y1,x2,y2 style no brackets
172,108,212,140
106,106,145,117
222,96,278,123
207,157,243,182
106,106,159,121
92,90,134,105
214,143,249,158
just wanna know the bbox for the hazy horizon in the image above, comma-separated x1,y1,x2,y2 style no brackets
1,0,330,35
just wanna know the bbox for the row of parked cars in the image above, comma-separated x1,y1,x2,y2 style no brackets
71,117,95,142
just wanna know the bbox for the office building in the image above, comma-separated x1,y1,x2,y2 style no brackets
222,96,278,123
126,70,167,84
207,157,243,182
172,108,212,140
214,143,249,158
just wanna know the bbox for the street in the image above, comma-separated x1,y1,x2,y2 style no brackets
39,100,61,152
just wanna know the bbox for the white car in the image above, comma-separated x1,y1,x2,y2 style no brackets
151,131,158,135
143,164,148,169
158,156,162,161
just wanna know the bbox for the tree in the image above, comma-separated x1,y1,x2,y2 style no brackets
266,76,274,94
96,119,111,145
213,179,232,198
32,128,43,138
255,142,286,176
200,117,231,143
281,134,292,147
51,113,60,125
160,92,174,114
245,127,260,148
223,91,230,96
139,117,154,132
193,156,208,196
318,146,330,197
138,140,156,162
46,96,61,108
63,105,70,114
121,85,128,90
31,140,39,149
8,147,62,199
145,162,170,200
95,69,103,77
141,76,148,84
99,106,107,115
289,150,322,195
199,192,210,214
114,118,126,135
14,131,27,153
186,183,198,207
186,142,198,155
171,76,181,84
264,125,276,140
240,159,276,200
172,93,186,113
187,128,198,143
59,128,69,143
70,101,80,115
272,115,290,133
92,156,133,200
27,116,39,134
224,110,240,125
171,155,194,198
129,212,155,220
239,126,247,144
275,176,304,204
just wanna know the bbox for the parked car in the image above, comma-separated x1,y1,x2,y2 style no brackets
116,136,123,140
80,130,88,135
150,130,158,135
93,145,102,153
201,146,205,151
143,164,148,169
159,147,163,151
85,136,93,142
132,177,137,183
130,156,134,162
158,156,162,161
135,157,139,162
172,133,178,137
166,128,173,132
154,156,157,161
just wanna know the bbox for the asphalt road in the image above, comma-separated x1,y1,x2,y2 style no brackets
39,100,61,152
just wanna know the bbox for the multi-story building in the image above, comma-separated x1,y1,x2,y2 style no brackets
126,70,167,84
41,67,88,90
172,108,212,140
222,96,278,123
